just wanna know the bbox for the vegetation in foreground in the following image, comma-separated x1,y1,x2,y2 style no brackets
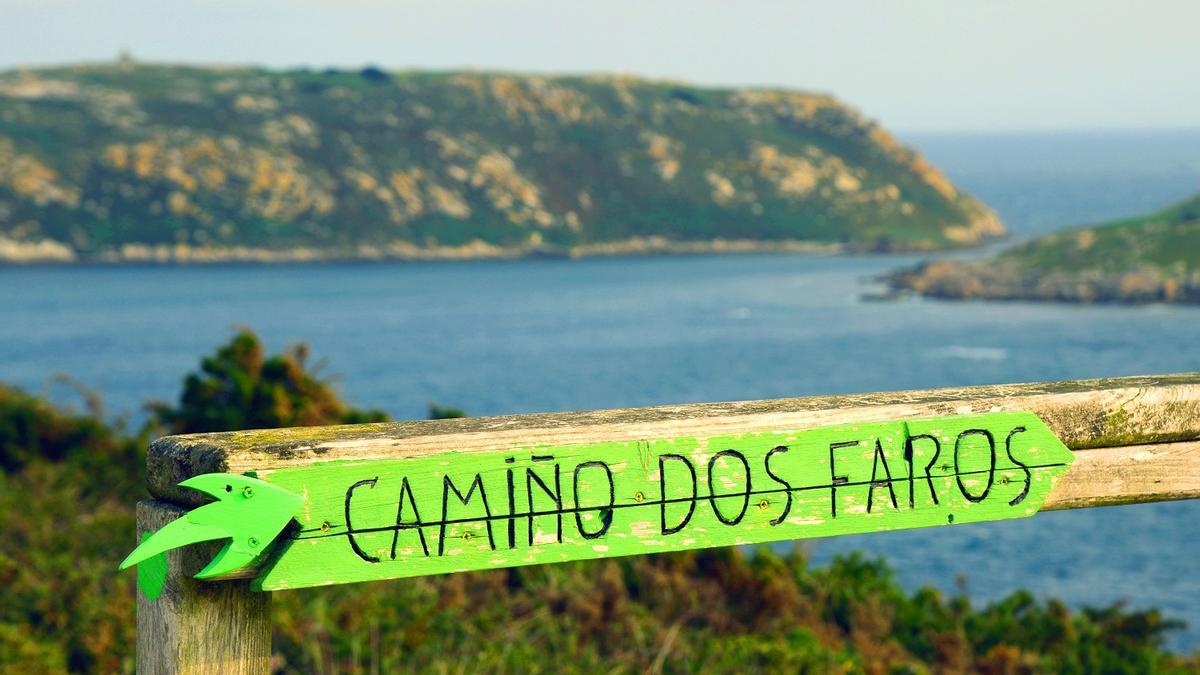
1,331,1194,673
0,62,1002,263
889,191,1200,304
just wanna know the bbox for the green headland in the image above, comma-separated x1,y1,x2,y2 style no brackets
0,63,1002,263
890,191,1200,304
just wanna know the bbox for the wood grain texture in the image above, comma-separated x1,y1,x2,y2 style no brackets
1045,439,1200,510
136,501,270,675
149,373,1200,506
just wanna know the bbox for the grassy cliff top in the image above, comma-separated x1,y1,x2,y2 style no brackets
0,62,1001,262
890,191,1200,304
996,192,1199,274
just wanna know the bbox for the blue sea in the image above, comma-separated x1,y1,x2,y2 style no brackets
2,130,1199,649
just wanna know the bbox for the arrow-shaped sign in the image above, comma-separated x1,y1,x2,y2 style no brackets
121,411,1074,593
121,473,302,579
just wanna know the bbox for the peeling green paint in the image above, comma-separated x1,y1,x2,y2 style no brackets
246,411,1072,591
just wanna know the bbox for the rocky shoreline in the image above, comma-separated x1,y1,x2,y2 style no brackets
5,233,1017,265
0,207,1004,265
887,259,1200,304
0,236,853,265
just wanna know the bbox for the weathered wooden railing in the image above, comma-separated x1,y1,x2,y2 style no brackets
133,373,1200,674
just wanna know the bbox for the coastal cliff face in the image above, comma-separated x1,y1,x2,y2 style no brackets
890,192,1200,304
0,63,1001,263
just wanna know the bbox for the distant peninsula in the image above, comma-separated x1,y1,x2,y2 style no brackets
0,62,1001,263
889,191,1200,304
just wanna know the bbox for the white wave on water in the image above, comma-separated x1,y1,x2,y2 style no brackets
926,345,1009,361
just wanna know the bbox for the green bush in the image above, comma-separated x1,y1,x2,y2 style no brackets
146,329,387,434
428,403,467,420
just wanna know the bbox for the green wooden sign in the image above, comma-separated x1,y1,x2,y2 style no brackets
120,411,1075,592
217,410,1069,591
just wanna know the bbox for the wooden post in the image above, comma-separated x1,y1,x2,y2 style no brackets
136,500,271,675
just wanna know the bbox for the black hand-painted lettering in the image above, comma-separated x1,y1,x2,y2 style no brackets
764,445,792,526
828,440,858,518
954,429,996,502
868,439,899,512
390,476,429,559
573,461,615,539
1004,426,1032,506
905,433,942,508
526,464,563,545
439,473,496,556
506,465,517,549
659,454,697,535
707,449,751,525
345,478,380,563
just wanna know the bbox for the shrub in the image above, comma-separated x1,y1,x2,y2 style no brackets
146,329,387,434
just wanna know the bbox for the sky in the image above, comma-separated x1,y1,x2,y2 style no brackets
1,0,1198,133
